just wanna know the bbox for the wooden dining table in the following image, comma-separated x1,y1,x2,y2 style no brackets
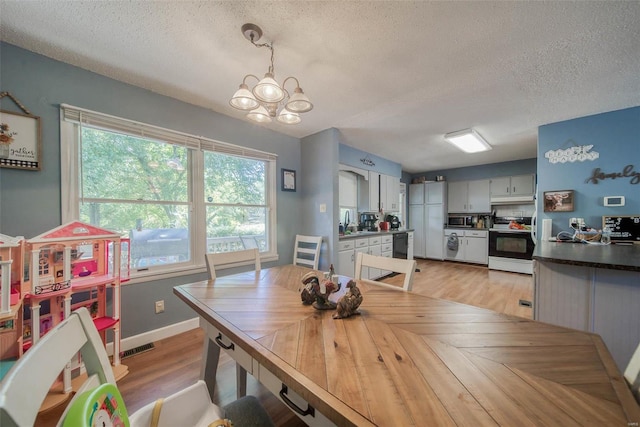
174,264,639,426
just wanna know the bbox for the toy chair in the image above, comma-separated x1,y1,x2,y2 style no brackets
0,307,274,427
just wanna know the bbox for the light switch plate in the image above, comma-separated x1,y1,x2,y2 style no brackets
319,203,326,213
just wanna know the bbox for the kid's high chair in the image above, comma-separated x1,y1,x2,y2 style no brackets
0,307,274,427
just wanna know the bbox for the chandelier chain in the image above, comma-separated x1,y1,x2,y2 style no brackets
249,35,275,75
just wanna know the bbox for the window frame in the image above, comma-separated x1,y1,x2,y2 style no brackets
60,104,278,283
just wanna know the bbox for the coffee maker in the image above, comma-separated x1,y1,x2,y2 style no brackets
359,212,378,231
386,214,401,230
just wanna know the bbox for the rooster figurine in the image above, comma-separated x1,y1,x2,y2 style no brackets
333,280,363,319
300,271,341,310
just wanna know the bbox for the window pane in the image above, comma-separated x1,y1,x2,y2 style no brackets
204,152,265,205
80,202,191,268
205,206,266,253
81,127,188,202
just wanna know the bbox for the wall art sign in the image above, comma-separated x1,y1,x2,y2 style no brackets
281,168,296,192
585,164,639,185
543,190,575,212
0,92,42,171
360,155,375,167
544,139,599,164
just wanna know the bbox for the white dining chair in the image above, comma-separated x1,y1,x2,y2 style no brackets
624,342,640,402
205,248,261,280
293,235,323,269
0,307,274,427
355,252,417,291
203,248,261,399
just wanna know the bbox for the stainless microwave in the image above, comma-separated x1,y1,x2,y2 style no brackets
448,215,473,227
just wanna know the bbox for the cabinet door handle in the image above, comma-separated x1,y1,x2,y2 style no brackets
513,186,516,193
351,253,354,262
279,384,315,417
215,333,234,351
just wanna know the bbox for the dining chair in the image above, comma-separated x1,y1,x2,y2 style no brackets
624,341,640,402
293,234,323,269
203,248,261,399
0,307,274,427
205,248,261,280
355,252,417,291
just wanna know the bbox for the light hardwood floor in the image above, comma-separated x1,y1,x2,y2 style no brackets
36,259,532,426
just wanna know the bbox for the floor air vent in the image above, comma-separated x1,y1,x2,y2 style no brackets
121,343,155,359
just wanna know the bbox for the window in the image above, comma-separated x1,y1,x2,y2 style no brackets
60,105,277,280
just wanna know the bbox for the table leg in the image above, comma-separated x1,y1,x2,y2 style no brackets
201,335,221,399
236,363,247,399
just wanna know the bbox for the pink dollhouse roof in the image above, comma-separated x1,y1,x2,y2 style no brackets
0,234,22,248
27,221,121,243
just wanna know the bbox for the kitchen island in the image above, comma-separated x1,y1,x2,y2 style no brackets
533,241,640,371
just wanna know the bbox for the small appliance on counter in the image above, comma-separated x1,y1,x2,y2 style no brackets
359,212,379,231
386,214,401,230
448,215,473,228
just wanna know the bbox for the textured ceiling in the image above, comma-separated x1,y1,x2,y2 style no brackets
1,1,639,173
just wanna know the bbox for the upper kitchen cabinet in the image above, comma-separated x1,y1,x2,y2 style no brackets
380,174,400,212
448,180,490,213
339,170,358,207
490,174,535,202
409,183,424,205
358,171,380,212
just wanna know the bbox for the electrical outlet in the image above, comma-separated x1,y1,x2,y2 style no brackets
155,300,165,314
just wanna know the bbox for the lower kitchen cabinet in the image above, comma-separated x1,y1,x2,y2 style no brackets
337,240,355,277
444,229,488,265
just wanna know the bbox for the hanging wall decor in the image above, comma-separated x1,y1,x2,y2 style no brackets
544,138,599,164
0,92,42,170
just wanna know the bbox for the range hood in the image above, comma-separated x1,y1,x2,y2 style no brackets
490,195,535,205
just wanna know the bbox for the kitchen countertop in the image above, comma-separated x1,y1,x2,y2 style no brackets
339,228,414,239
533,240,640,272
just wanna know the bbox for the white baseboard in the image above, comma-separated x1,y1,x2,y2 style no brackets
106,317,199,356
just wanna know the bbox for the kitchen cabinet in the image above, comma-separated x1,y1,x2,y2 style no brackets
339,236,386,279
448,180,490,213
358,171,380,212
339,170,357,207
380,174,400,212
464,230,488,264
409,183,424,205
380,235,393,276
409,205,425,258
410,182,447,260
337,240,356,277
490,174,535,198
407,231,414,260
444,229,488,264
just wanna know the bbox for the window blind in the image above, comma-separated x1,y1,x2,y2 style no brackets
60,104,277,160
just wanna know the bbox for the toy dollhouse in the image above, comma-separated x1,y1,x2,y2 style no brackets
4,221,130,410
0,233,25,381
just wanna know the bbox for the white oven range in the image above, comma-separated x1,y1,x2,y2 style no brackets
488,217,534,274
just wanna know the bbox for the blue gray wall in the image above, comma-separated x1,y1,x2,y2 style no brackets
411,158,537,183
0,42,303,337
537,106,640,236
339,143,402,177
301,128,340,271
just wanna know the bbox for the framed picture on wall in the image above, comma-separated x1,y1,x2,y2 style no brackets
543,190,575,212
281,168,296,192
0,109,42,171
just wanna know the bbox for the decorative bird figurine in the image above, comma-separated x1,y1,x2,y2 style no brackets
300,271,319,305
300,271,341,310
333,280,363,319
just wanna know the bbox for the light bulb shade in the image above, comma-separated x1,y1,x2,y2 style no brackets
276,109,301,125
253,73,285,103
285,87,313,113
246,105,272,123
444,129,492,153
230,84,260,111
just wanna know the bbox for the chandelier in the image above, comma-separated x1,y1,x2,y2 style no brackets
229,23,313,125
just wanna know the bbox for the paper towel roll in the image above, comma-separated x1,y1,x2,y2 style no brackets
542,218,552,241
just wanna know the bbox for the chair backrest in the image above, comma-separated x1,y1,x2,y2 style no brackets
205,248,261,280
0,307,116,427
355,252,416,291
293,235,322,269
624,342,640,401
